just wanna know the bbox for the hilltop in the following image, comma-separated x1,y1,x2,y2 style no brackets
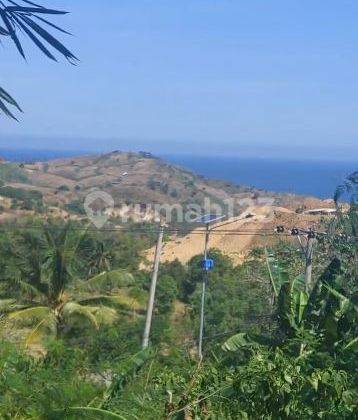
0,151,337,260
0,151,333,215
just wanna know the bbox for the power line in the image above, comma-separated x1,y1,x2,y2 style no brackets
0,222,355,239
0,223,274,233
0,224,281,235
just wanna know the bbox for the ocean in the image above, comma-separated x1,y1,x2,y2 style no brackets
0,149,356,199
161,155,357,200
0,149,86,162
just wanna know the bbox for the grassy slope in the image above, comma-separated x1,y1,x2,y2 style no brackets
1,151,332,214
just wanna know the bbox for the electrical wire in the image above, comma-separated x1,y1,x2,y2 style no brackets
0,223,355,239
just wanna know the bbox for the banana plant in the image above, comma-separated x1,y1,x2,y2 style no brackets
306,258,358,352
224,254,357,355
265,250,309,335
266,250,357,348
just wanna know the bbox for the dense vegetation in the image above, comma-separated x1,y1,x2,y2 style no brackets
0,186,43,211
0,175,357,418
0,163,28,183
2,2,355,416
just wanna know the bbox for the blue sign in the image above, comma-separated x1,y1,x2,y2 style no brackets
202,259,214,271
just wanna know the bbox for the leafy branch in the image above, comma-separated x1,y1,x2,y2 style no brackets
0,0,77,120
0,85,22,120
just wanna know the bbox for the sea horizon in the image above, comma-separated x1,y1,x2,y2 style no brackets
0,148,356,200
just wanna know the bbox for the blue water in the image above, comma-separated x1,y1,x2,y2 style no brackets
0,149,87,163
1,149,356,199
161,155,357,199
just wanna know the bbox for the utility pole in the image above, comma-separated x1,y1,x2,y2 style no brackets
198,223,210,360
196,213,226,359
304,230,315,293
292,227,316,293
142,225,164,349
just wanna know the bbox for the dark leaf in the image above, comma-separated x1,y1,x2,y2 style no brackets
0,25,9,35
0,86,22,111
5,6,68,15
12,13,57,61
0,99,18,121
19,14,78,62
0,9,26,58
21,0,46,8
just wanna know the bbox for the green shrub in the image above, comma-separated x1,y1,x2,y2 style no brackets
65,200,86,215
0,186,43,210
0,340,100,419
58,184,70,192
0,163,28,183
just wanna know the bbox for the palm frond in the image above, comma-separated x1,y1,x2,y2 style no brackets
0,0,76,120
3,305,55,351
0,0,77,62
62,301,119,328
0,298,26,313
42,222,83,301
8,305,51,322
15,279,44,300
0,85,22,120
88,305,119,326
77,294,145,314
61,301,100,329
25,312,57,346
83,270,135,293
53,407,128,420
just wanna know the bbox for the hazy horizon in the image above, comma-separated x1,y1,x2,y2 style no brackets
0,135,357,162
0,146,355,199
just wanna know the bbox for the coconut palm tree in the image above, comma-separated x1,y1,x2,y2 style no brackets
0,222,141,349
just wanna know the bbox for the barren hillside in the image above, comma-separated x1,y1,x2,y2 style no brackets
143,205,328,266
0,151,335,220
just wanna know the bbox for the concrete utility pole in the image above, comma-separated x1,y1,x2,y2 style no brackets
293,227,316,293
198,223,210,360
142,225,164,349
304,230,315,293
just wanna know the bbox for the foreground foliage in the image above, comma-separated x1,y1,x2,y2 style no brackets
0,174,357,418
0,221,148,353
0,0,75,119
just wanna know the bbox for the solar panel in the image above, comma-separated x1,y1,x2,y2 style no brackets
194,214,226,224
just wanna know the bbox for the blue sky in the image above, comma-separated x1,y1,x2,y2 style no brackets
0,0,357,159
